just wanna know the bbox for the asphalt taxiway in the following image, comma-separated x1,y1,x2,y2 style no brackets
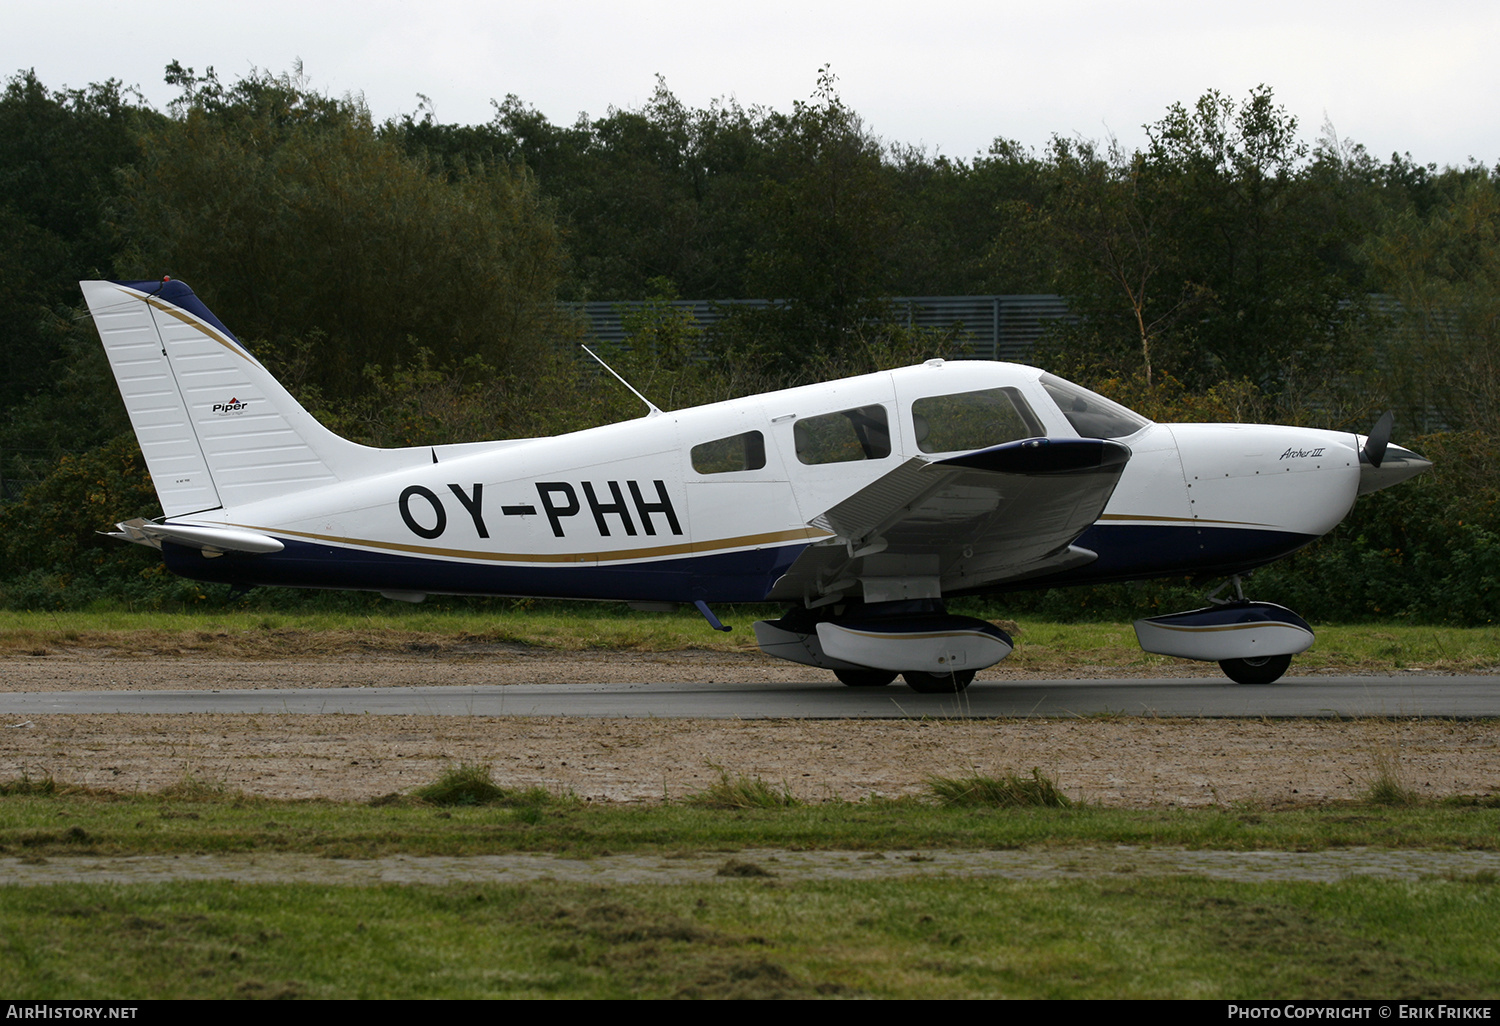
0,675,1494,718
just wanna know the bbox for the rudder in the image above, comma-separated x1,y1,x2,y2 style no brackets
81,279,397,517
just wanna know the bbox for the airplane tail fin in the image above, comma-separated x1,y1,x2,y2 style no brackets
81,279,403,518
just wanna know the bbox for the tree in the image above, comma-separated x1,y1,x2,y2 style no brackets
1001,135,1202,385
0,71,146,409
1361,170,1500,432
119,64,570,396
1142,86,1349,388
892,137,1050,297
1001,87,1362,397
551,80,760,301
398,79,767,303
734,67,900,368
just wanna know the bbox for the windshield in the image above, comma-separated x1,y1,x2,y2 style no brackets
1040,374,1151,439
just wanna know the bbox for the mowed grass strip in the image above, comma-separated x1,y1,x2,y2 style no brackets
2,608,1496,674
2,791,1499,858
1,876,1497,999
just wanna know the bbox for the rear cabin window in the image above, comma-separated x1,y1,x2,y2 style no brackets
691,430,767,474
911,387,1043,454
793,405,892,465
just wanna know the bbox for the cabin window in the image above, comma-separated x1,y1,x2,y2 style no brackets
793,405,891,464
1040,374,1150,439
691,430,767,474
911,387,1044,454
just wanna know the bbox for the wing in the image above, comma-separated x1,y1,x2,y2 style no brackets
767,437,1130,604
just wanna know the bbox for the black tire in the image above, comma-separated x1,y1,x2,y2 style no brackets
834,669,897,688
1219,654,1292,685
902,669,976,693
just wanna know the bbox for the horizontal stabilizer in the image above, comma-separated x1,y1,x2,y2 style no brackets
108,518,284,554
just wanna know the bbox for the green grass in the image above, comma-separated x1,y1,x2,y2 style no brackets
682,765,801,809
927,769,1075,808
0,604,771,657
2,876,1496,998
408,763,556,808
0,769,63,797
1,790,1498,858
5,777,1499,998
3,607,1496,673
1364,748,1421,807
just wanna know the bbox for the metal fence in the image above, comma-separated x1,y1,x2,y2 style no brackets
0,448,66,504
575,294,1075,362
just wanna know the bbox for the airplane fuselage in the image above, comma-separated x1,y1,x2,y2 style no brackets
158,360,1376,602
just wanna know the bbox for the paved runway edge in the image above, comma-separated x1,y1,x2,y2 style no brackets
1,676,1496,718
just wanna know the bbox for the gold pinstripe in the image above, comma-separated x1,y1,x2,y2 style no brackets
221,522,832,564
128,287,254,362
1098,513,1274,527
1146,622,1308,633
831,627,1003,641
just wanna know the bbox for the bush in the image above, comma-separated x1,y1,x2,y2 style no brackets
682,765,800,809
410,764,552,808
926,769,1075,808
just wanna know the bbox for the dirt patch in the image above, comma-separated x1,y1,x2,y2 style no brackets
1,651,1495,806
4,711,1498,807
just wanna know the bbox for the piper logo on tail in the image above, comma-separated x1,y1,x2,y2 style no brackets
212,397,249,416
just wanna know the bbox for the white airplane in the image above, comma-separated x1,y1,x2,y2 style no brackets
81,278,1431,691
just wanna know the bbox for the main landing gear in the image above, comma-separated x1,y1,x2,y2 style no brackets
832,668,977,692
754,601,1009,694
899,670,977,693
833,669,896,688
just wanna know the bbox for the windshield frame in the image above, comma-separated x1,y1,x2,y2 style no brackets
1038,373,1153,440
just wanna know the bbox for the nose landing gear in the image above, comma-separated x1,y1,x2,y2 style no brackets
1134,576,1313,685
902,670,977,693
1218,653,1294,685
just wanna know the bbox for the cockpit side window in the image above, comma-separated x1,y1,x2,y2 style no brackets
1040,374,1151,439
793,405,892,465
911,387,1043,454
691,431,767,474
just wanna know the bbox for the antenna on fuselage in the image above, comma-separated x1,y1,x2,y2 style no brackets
581,345,663,418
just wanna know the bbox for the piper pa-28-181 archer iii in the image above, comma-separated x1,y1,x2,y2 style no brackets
82,278,1432,691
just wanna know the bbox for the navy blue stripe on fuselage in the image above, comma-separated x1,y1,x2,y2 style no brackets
160,537,809,603
161,523,1318,602
1013,523,1320,590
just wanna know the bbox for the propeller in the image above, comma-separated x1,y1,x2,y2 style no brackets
1362,411,1393,469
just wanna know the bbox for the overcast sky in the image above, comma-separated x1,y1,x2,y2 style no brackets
8,1,1498,168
